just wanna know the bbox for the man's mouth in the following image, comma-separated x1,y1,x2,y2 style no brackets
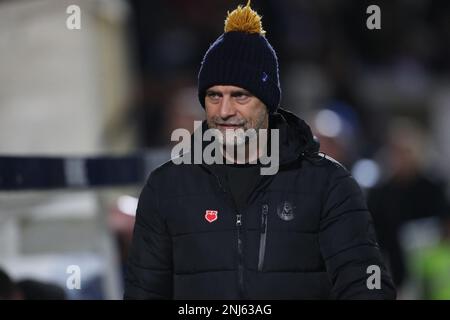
215,123,244,130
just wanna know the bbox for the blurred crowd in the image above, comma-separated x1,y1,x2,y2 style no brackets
129,0,450,148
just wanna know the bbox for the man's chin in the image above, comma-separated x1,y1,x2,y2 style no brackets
216,131,244,146
216,126,245,133
223,140,246,148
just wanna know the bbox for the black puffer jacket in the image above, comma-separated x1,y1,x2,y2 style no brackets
124,108,396,299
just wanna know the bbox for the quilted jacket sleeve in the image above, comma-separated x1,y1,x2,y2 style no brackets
319,163,396,299
124,174,173,299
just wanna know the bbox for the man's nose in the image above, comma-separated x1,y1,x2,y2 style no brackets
219,96,237,119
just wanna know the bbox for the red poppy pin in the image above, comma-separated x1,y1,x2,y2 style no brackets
205,210,218,223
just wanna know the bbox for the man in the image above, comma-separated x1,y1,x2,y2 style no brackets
124,1,396,299
368,119,450,290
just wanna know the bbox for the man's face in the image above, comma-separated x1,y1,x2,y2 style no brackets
205,85,268,146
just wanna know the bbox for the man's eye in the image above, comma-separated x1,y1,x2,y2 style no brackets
235,94,250,101
207,93,220,99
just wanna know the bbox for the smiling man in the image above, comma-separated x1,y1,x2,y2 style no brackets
204,85,270,166
205,86,267,144
124,1,396,300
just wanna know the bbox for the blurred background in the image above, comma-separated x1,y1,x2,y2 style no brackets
0,0,449,299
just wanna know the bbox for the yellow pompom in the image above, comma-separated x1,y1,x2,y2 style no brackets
224,0,266,35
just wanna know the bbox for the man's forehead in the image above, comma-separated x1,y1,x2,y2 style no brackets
206,85,250,93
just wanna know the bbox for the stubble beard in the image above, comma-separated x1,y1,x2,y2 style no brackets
207,110,268,148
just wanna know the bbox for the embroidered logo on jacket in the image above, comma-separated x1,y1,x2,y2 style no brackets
205,210,218,223
277,201,295,221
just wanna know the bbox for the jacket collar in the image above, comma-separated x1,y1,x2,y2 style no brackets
271,107,320,165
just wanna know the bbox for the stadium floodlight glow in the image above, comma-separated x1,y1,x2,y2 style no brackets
314,109,343,138
351,159,381,189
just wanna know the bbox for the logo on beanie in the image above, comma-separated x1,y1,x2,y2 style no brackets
262,72,268,82
205,210,218,223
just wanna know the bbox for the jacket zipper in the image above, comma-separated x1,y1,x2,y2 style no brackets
207,168,246,298
236,213,244,298
258,204,269,272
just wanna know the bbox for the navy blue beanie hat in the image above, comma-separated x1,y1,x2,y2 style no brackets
198,1,281,113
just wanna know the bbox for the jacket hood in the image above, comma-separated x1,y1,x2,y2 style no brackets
271,107,320,165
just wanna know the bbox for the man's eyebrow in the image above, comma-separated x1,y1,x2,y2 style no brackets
231,89,252,96
206,89,222,95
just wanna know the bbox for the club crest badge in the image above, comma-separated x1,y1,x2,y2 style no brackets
277,201,295,221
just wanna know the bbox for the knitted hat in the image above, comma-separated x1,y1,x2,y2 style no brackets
198,0,281,113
